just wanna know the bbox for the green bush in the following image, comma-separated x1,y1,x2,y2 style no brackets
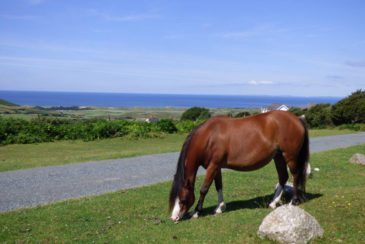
152,119,178,134
181,107,210,121
234,111,251,118
0,117,148,145
127,122,152,138
332,89,365,125
175,120,202,133
289,107,305,116
305,103,333,128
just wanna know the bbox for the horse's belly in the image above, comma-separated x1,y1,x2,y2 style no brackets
225,155,273,171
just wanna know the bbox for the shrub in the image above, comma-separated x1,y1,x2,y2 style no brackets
234,111,251,118
175,120,202,133
331,89,365,125
0,117,142,145
127,122,152,138
181,107,211,121
153,119,178,134
305,104,333,128
289,107,305,116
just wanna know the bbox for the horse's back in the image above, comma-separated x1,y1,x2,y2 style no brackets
191,111,305,170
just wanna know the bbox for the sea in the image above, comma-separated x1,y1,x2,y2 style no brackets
0,90,341,108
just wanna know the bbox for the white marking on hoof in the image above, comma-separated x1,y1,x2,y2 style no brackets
306,163,312,177
170,198,181,221
214,202,226,214
269,200,281,209
269,184,283,209
191,211,199,218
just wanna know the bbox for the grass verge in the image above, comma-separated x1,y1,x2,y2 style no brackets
0,144,364,243
0,129,360,172
308,128,357,137
0,134,186,172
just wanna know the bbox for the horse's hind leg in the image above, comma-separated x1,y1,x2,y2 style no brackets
213,168,226,215
192,163,219,218
269,153,289,209
286,156,305,205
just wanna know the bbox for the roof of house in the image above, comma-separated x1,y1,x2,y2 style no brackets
267,104,289,111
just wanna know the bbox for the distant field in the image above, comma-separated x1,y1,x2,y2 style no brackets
0,144,364,243
0,104,258,121
0,129,359,172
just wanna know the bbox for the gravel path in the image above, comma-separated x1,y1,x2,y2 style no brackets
1,132,365,212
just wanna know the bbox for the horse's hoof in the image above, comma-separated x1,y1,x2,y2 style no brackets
191,211,200,218
291,198,301,205
269,202,277,209
214,202,226,215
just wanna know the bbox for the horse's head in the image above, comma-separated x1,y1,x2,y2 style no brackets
170,179,195,222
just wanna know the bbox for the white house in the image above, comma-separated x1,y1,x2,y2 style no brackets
145,117,160,123
261,104,290,113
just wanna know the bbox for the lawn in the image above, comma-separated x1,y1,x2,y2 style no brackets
0,144,364,243
0,129,359,172
0,134,186,172
308,128,357,137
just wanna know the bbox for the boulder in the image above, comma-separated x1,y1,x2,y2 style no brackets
258,204,323,244
349,153,365,165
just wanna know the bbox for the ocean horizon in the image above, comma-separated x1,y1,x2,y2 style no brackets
0,90,342,109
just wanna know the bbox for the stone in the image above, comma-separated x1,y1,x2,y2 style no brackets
258,204,324,244
349,153,365,165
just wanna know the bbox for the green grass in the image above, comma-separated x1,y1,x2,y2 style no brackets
309,128,358,137
0,129,360,172
0,144,364,243
0,134,187,172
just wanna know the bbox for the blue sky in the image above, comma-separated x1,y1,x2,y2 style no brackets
0,0,364,97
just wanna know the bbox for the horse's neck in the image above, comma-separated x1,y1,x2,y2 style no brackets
184,163,199,189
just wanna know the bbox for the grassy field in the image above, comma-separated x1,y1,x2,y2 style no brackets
0,134,187,172
0,129,359,172
0,144,364,243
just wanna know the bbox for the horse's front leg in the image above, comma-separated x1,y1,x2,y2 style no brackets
213,169,226,215
192,164,218,218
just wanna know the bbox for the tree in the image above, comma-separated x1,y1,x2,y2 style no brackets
180,107,211,121
305,104,333,128
289,107,305,116
331,90,365,125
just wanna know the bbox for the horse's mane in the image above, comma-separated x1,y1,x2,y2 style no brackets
169,125,201,211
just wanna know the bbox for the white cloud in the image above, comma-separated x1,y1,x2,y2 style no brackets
247,80,274,85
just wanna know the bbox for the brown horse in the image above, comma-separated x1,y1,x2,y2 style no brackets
169,110,309,221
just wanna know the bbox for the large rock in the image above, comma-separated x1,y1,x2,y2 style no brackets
258,204,323,244
349,153,365,165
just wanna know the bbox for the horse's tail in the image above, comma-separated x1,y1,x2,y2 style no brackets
169,126,199,211
297,115,310,193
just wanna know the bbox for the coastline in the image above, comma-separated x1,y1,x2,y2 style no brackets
0,90,342,109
